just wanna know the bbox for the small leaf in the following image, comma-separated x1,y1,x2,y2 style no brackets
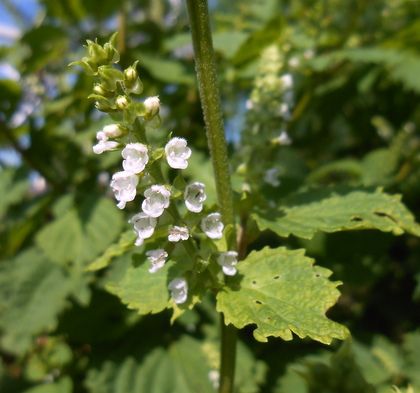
253,187,420,240
217,247,349,344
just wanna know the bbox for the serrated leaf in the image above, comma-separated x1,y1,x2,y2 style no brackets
0,248,72,355
253,187,420,240
85,336,215,393
217,247,349,344
36,196,123,267
106,255,173,315
85,230,135,272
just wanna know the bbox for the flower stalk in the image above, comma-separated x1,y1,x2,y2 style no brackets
185,1,237,392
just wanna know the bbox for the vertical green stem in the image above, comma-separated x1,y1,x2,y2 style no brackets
185,0,235,228
185,1,237,393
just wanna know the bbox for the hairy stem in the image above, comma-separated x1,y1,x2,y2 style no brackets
185,1,237,392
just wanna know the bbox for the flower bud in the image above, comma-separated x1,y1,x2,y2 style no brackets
97,66,123,91
103,42,120,63
93,83,113,97
103,124,124,138
87,40,107,64
116,95,129,110
124,65,138,86
144,96,160,118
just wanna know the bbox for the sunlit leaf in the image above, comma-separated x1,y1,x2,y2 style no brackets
217,247,349,344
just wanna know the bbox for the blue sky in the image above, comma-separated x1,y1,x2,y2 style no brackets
0,0,40,44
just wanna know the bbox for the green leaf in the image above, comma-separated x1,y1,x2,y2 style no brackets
23,377,72,393
140,54,194,85
0,248,72,355
0,167,29,219
253,187,420,240
216,247,349,344
85,336,215,393
403,331,420,388
85,230,135,272
36,196,123,267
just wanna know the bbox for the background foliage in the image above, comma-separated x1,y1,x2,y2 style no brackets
1,0,420,392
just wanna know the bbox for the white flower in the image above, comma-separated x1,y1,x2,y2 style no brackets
218,251,238,276
201,213,224,239
280,73,293,89
93,133,119,154
130,212,157,246
122,143,149,174
102,124,124,138
165,137,192,169
110,171,139,209
264,168,281,187
168,277,188,304
208,370,220,390
184,182,207,213
273,130,292,146
142,185,171,218
168,226,189,242
144,96,160,117
146,249,168,273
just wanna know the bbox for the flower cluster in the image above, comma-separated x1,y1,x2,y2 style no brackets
239,44,295,190
78,35,237,306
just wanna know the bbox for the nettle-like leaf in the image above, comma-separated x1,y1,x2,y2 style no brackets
85,336,215,393
0,248,72,355
253,187,420,240
216,247,349,344
106,253,195,316
85,230,135,272
36,196,123,267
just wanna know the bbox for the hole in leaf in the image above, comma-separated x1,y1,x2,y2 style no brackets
351,216,363,222
374,211,398,223
255,300,262,305
252,280,257,285
315,273,321,278
273,275,280,280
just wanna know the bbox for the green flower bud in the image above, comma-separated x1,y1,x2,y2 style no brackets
87,40,108,64
97,66,123,91
123,61,142,93
93,83,113,97
104,42,120,63
94,99,115,112
116,95,129,110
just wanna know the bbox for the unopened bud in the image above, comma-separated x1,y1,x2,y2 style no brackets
97,66,123,91
93,83,113,97
144,96,160,118
87,40,107,64
116,95,129,110
124,66,138,84
95,99,114,112
103,124,124,138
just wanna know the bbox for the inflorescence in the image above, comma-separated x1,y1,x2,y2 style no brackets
72,34,237,305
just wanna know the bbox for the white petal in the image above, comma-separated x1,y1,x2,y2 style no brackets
165,137,192,169
122,143,149,174
168,277,188,304
184,182,206,213
201,213,224,239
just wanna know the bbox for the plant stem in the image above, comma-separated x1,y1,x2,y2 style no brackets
185,0,235,229
185,1,237,392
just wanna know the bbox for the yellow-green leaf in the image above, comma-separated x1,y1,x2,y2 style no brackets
217,247,349,344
